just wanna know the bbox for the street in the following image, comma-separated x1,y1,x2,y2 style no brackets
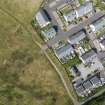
47,12,105,47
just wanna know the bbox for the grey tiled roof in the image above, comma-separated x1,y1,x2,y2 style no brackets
74,84,85,95
36,10,50,28
76,2,93,17
90,76,101,86
91,17,105,32
69,31,86,44
55,43,74,59
81,50,97,62
42,27,56,40
63,2,93,22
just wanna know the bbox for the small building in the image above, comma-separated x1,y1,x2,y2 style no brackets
90,76,102,87
100,38,105,51
90,16,105,33
76,2,93,18
68,31,86,44
42,27,56,41
83,80,93,92
80,50,97,64
63,10,77,22
69,65,80,77
36,9,50,28
54,43,75,63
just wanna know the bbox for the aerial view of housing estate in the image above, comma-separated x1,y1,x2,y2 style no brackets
33,0,105,104
1,0,105,105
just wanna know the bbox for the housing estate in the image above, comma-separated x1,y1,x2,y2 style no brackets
35,0,105,99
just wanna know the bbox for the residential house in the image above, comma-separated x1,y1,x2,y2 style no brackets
36,9,50,28
80,50,97,64
90,16,105,33
90,76,102,87
42,27,56,41
68,31,86,44
54,43,75,63
63,2,93,22
76,2,93,18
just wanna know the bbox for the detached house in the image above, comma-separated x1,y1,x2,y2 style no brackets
68,31,86,44
36,9,50,28
54,43,75,63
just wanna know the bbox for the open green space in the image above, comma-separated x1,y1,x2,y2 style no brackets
0,0,73,105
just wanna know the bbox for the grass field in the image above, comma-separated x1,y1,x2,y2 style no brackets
0,0,73,105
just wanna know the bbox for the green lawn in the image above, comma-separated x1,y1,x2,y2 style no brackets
78,0,85,5
63,55,82,68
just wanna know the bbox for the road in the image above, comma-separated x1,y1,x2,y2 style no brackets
0,6,80,105
47,12,105,47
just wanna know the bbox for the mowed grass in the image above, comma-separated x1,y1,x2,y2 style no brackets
0,0,73,105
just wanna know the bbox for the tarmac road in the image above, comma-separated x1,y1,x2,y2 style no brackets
47,12,105,47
